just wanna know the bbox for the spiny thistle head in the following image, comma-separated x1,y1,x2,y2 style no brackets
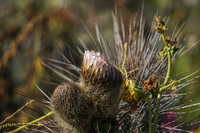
51,50,123,132
80,50,123,119
2,10,200,133
50,82,94,132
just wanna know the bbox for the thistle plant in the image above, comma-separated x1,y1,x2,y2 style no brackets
1,11,200,133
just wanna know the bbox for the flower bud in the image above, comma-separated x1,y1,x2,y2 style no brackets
51,83,93,132
80,50,123,119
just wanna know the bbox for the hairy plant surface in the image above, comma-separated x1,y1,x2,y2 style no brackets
1,7,200,133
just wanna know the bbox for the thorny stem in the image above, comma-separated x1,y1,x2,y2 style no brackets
120,42,138,79
0,100,35,125
8,112,53,133
152,33,172,132
122,43,127,67
122,42,128,78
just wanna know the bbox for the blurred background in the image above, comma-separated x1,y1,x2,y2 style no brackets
0,0,200,132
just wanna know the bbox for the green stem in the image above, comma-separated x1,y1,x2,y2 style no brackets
8,112,53,133
152,91,162,132
146,95,152,133
163,50,171,86
161,33,169,48
152,33,172,132
160,80,180,92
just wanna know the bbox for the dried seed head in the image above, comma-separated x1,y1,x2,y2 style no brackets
143,79,158,92
154,16,165,26
165,36,171,43
80,50,123,119
50,82,93,132
165,36,178,46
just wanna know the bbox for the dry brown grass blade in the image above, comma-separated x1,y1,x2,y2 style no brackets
0,14,44,71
